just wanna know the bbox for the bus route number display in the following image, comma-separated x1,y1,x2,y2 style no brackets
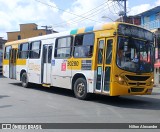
67,61,79,66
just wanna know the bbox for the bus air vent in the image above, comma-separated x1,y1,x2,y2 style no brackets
131,88,144,92
125,75,150,81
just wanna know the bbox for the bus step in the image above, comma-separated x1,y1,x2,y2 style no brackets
42,84,51,88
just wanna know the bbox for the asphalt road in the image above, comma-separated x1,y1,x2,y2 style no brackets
0,75,160,131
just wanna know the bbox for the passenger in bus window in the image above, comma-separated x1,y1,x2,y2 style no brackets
117,48,136,70
88,46,93,57
117,48,125,66
132,53,139,63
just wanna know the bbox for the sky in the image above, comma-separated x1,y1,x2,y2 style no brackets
0,0,160,39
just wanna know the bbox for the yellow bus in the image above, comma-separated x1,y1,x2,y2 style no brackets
3,22,155,100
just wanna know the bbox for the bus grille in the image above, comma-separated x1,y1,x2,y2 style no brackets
125,75,150,81
131,88,144,92
128,82,146,85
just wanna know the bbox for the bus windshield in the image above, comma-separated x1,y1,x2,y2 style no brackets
117,37,154,73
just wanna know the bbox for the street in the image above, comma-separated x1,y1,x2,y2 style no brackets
0,75,160,131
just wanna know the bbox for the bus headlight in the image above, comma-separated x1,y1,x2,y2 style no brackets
150,78,154,85
147,78,154,86
151,78,154,83
118,76,125,85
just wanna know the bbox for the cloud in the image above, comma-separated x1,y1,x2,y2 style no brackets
155,0,160,5
60,0,121,30
1,0,121,39
128,0,160,16
128,4,152,16
0,0,60,39
1,0,160,40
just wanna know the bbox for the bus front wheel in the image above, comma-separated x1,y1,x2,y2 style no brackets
21,72,30,88
74,78,89,100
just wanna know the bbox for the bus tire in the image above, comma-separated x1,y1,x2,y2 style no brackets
74,78,89,100
21,72,30,88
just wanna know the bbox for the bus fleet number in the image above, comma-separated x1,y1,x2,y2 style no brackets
67,61,79,66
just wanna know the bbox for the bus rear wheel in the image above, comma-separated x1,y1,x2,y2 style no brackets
74,78,89,100
21,72,30,88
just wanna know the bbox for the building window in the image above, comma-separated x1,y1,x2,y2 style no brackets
144,16,150,23
29,41,41,59
54,36,72,58
0,44,3,49
18,43,29,59
74,33,94,58
18,35,21,40
156,12,160,20
4,46,11,59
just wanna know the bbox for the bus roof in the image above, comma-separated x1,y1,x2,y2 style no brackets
5,22,150,46
5,39,28,46
70,22,117,35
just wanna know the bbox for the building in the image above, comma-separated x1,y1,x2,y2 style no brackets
0,37,7,74
116,16,141,25
0,37,6,64
7,23,58,42
135,6,160,86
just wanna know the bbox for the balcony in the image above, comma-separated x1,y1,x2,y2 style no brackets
141,19,160,30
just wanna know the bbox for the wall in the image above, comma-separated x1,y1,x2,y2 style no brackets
7,23,48,42
20,24,37,31
7,29,46,42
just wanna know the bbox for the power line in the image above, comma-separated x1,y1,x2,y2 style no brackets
53,4,109,27
54,10,107,27
117,0,124,10
35,0,118,28
52,1,108,27
114,1,124,11
111,1,120,14
35,0,103,24
105,1,119,15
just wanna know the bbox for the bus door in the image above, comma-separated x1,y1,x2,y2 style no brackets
95,38,113,94
9,48,17,79
42,44,53,84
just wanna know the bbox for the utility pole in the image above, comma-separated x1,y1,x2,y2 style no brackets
109,0,127,22
123,0,127,22
41,25,53,34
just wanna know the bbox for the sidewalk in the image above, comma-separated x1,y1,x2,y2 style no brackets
153,85,160,93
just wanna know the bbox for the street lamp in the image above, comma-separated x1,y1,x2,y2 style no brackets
101,15,114,22
118,11,125,22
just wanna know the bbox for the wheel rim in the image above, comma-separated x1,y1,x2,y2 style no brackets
76,82,85,97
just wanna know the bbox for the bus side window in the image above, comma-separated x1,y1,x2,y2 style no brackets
18,43,29,59
4,46,11,59
73,33,94,58
29,41,41,59
54,36,72,58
